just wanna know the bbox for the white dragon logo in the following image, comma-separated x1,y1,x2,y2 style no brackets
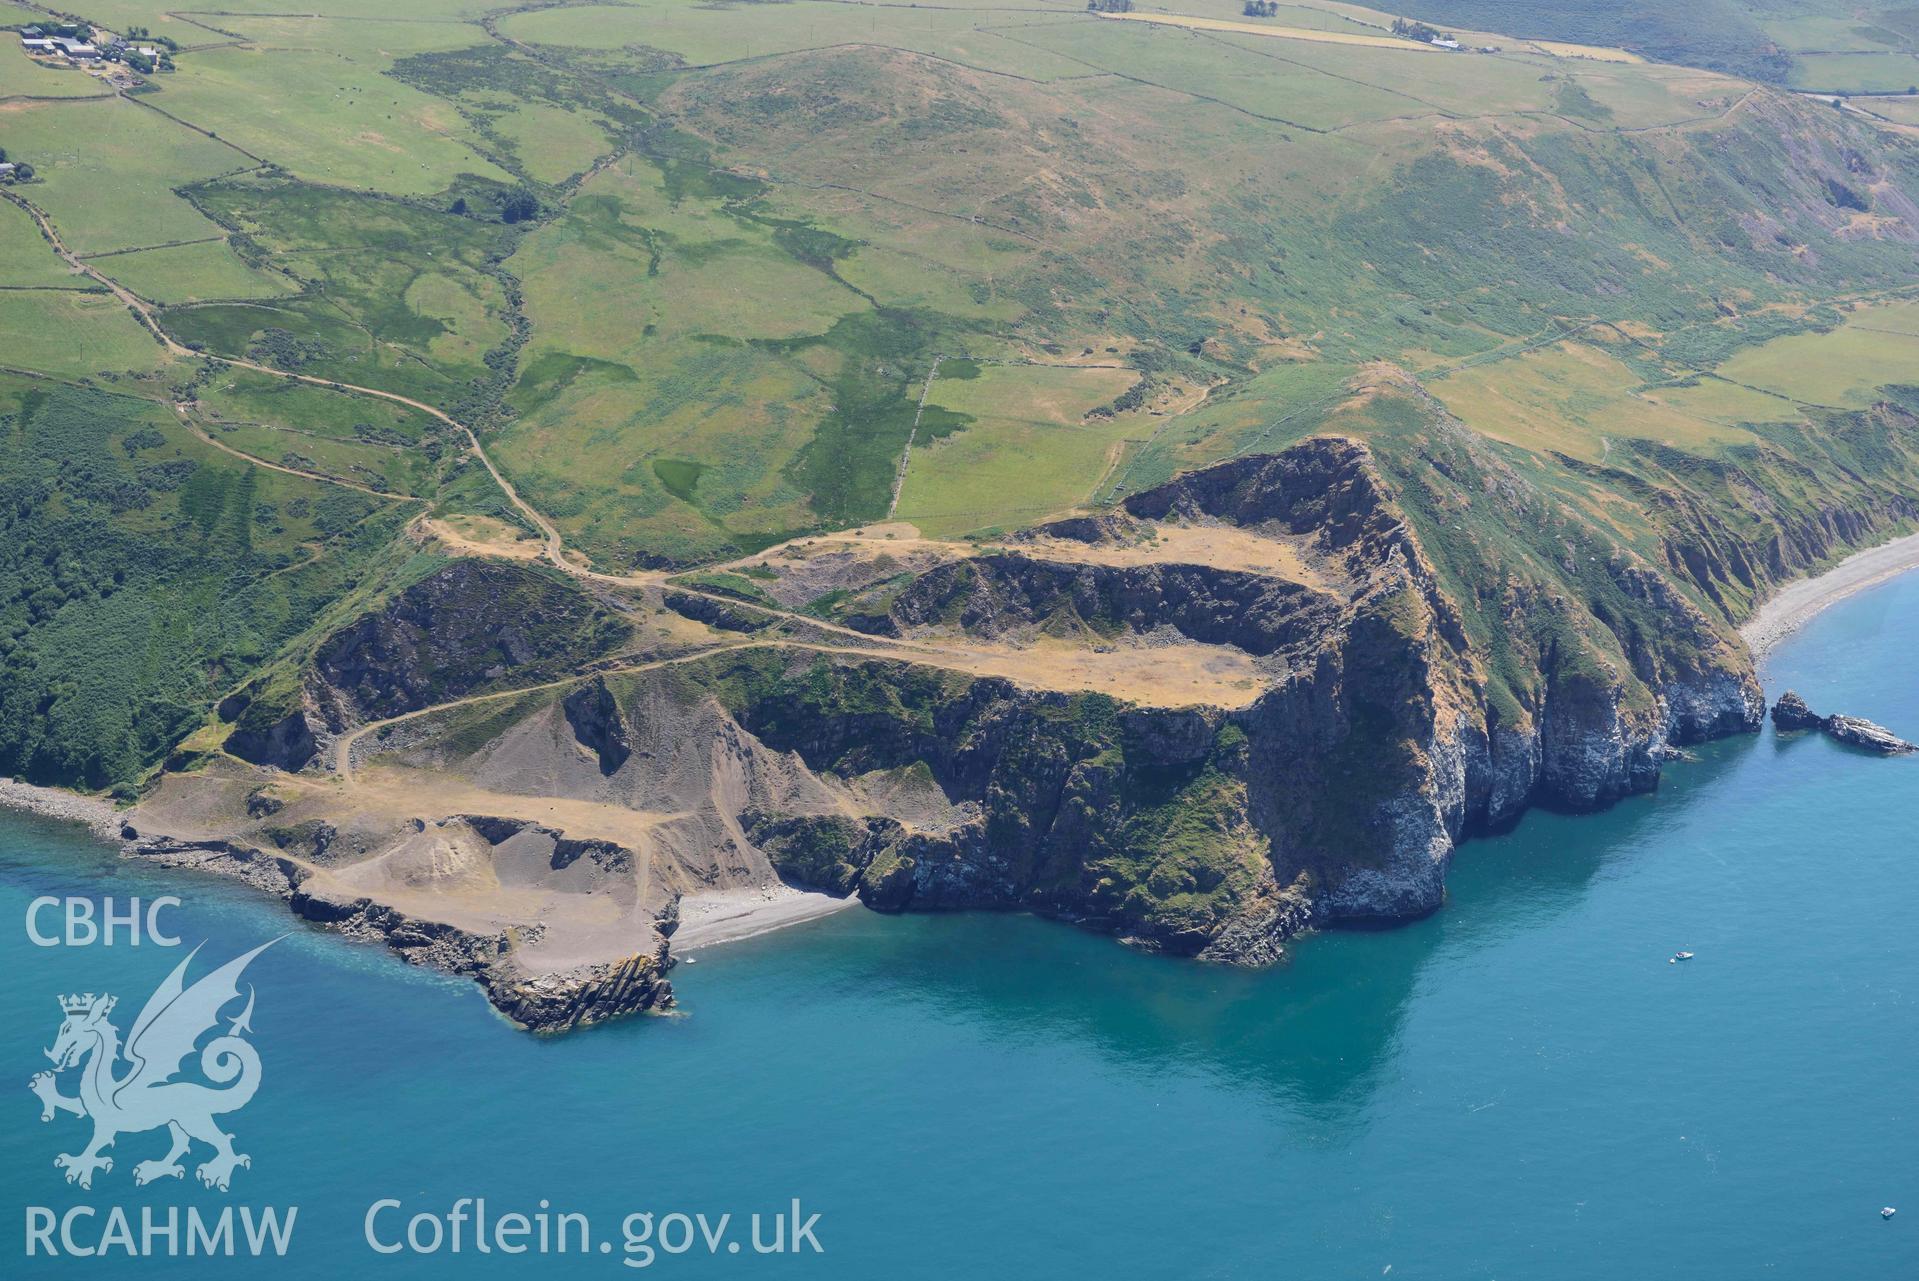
28,940,277,1191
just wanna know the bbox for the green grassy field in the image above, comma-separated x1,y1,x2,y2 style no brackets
1712,307,1919,408
190,368,450,496
496,0,1097,80
1790,51,1919,93
0,200,79,288
164,177,515,408
0,42,114,99
89,239,295,304
1428,339,1762,461
894,362,1142,537
0,99,251,253
1760,14,1907,54
0,289,169,377
150,18,514,195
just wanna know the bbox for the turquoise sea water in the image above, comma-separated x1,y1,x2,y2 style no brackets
4,574,1918,1279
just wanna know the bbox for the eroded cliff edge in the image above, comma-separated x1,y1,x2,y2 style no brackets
128,394,1883,1028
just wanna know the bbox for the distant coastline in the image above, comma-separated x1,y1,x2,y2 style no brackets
1741,529,1919,660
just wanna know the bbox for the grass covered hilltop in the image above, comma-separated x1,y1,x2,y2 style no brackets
4,0,1919,1025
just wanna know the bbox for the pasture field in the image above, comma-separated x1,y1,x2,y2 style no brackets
894,362,1142,537
1095,11,1423,50
484,101,617,184
497,334,833,566
0,42,113,99
496,144,1001,566
74,0,489,18
1128,0,1389,36
0,98,251,252
1427,340,1760,461
1014,18,1447,130
1866,95,1919,125
1759,15,1907,54
1790,52,1919,93
383,42,636,186
511,158,867,355
496,0,1098,81
1636,377,1809,432
196,369,442,447
196,419,437,496
1711,309,1919,408
90,239,295,305
152,19,513,195
0,289,169,377
0,199,79,288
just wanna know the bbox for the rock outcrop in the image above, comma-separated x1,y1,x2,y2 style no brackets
171,434,1786,1004
218,559,632,772
122,827,675,1032
563,678,633,775
707,437,1766,954
1771,690,1915,754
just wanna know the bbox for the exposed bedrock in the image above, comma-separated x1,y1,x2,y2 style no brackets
717,436,1770,954
218,559,631,771
119,818,674,1033
1771,690,1916,754
564,678,633,775
200,435,1792,977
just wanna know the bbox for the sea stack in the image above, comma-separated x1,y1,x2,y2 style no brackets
1770,691,1916,755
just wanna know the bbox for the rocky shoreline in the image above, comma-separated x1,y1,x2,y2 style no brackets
127,829,674,1033
9,433,1919,1035
0,778,124,838
0,786,674,1033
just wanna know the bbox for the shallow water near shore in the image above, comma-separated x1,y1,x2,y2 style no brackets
3,574,1917,1279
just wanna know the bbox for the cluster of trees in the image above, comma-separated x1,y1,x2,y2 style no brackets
1241,2,1281,15
1390,18,1451,43
0,147,33,182
119,26,179,49
1085,0,1135,11
450,188,542,224
499,188,541,224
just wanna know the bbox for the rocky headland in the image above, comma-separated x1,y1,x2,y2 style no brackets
115,416,1868,1029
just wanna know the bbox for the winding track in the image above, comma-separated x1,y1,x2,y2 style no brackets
5,183,1231,774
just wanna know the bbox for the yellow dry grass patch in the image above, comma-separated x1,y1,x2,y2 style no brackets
1524,39,1643,63
420,515,545,562
1018,524,1335,592
1433,340,1758,461
1095,11,1427,51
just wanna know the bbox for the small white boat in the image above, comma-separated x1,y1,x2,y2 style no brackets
1883,1207,1897,1220
1669,951,1695,964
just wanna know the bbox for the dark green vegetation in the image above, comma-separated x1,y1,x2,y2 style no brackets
0,376,403,790
702,650,1272,946
309,559,633,721
1396,0,1793,79
169,178,521,417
